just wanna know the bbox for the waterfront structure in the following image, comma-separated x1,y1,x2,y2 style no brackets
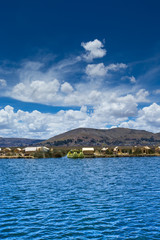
155,146,160,153
14,148,22,153
3,148,12,153
82,147,94,155
101,147,108,153
24,146,49,153
141,146,151,154
113,146,122,154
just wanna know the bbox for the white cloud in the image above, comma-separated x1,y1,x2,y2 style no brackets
61,82,73,94
0,104,105,139
119,103,160,133
91,94,138,126
136,89,149,102
11,79,62,104
85,62,127,77
105,63,127,72
81,39,106,61
86,63,107,77
121,75,136,83
0,105,89,138
154,89,160,94
129,76,136,83
0,39,158,137
9,59,148,108
0,79,7,87
0,88,156,139
0,91,140,138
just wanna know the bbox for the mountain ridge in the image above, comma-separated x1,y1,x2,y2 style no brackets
40,127,160,147
1,127,160,147
0,137,44,147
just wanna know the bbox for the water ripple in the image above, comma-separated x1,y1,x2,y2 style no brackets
0,157,160,239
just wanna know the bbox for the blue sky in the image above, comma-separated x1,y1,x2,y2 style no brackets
0,0,160,139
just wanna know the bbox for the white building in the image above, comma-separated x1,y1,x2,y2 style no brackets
24,146,49,153
82,147,94,155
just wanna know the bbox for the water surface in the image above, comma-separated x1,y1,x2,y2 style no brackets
0,157,160,239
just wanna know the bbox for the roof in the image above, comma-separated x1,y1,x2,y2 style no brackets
24,146,49,152
82,147,94,151
41,146,49,150
5,148,11,151
143,146,151,149
113,146,119,151
24,147,37,152
101,147,108,151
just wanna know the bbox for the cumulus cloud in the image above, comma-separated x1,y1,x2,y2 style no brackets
61,82,73,94
86,63,127,77
0,85,155,139
81,39,106,61
0,91,141,138
0,105,89,138
86,63,107,77
91,94,138,126
11,79,62,104
9,58,148,108
119,103,160,133
136,89,149,102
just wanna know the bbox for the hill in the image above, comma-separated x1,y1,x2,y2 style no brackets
40,127,160,147
0,137,44,147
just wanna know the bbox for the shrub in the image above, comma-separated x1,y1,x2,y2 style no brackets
134,148,142,154
72,152,78,158
34,151,44,158
78,152,84,158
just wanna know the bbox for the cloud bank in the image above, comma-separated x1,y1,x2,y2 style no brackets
0,38,158,138
0,101,160,139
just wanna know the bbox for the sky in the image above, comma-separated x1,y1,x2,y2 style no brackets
0,0,160,139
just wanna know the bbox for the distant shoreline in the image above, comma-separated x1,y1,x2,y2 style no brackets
1,154,160,159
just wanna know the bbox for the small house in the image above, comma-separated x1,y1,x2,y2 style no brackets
24,146,49,153
113,146,122,154
24,147,37,153
141,146,151,154
101,147,108,153
14,148,22,153
4,147,12,152
82,147,94,155
155,146,160,153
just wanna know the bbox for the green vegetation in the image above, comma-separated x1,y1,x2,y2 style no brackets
134,148,142,154
67,150,84,158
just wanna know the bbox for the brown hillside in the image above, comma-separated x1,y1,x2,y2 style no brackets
40,127,160,147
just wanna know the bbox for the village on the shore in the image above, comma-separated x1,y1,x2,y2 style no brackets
1,145,160,159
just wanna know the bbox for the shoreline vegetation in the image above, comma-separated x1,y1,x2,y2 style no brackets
0,145,160,159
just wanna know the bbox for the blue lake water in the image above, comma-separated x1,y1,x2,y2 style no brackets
0,157,160,239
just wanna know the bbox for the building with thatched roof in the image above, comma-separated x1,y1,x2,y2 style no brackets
141,146,151,154
101,147,108,153
82,147,94,155
24,146,49,153
113,146,122,154
155,146,160,153
3,147,12,152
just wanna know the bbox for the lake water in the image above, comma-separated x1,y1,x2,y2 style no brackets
0,157,160,239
